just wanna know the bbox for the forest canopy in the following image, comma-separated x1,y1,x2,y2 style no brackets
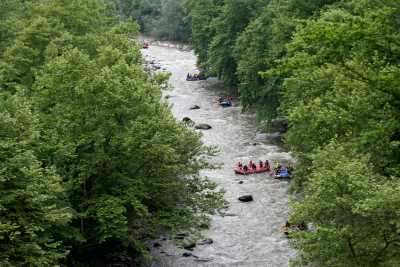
0,0,222,266
114,0,191,42
184,0,400,266
1,0,399,266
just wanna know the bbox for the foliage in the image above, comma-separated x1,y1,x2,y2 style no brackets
0,0,223,265
281,0,400,265
184,0,223,70
0,94,72,267
115,0,190,42
184,0,400,265
290,144,400,266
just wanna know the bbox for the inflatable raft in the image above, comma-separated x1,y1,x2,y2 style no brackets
270,169,291,179
219,100,232,107
234,166,270,175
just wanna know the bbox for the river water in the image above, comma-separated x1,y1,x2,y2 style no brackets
142,43,295,267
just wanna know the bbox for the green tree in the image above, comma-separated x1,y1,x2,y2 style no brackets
0,0,223,265
151,0,191,41
290,144,400,266
0,95,72,267
207,0,266,86
280,0,400,265
235,0,340,116
185,0,223,69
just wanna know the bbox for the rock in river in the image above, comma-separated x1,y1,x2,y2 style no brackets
183,241,196,250
190,105,200,110
182,252,195,257
182,117,195,126
238,195,253,202
198,238,213,245
195,123,212,130
270,117,288,133
153,242,162,248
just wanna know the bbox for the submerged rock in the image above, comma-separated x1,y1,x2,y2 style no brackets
153,242,162,248
200,223,209,229
238,195,253,202
195,257,213,262
221,213,237,217
190,104,200,110
182,117,195,126
198,238,213,245
183,241,196,250
195,123,212,130
182,252,194,257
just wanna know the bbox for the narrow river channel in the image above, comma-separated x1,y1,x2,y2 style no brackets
142,43,295,267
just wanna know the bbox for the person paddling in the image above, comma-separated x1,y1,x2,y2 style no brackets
252,163,257,170
265,160,270,171
243,165,248,172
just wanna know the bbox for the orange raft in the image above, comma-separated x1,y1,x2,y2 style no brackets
234,165,270,175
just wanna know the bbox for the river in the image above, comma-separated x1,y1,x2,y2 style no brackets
142,42,295,267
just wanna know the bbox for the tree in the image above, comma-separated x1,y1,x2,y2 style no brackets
151,0,191,41
290,144,400,266
280,1,400,265
185,0,223,70
0,0,223,265
206,0,266,86
0,95,72,267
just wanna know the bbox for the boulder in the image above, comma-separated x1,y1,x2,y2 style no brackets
183,241,196,250
200,223,209,229
221,213,237,217
153,242,162,248
190,105,201,110
182,252,194,257
270,118,288,133
238,181,244,184
195,123,212,130
238,195,253,202
198,238,213,245
182,117,195,126
195,258,213,262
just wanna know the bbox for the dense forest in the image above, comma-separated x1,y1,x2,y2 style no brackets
1,0,400,266
0,0,222,266
184,0,400,266
114,0,191,41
